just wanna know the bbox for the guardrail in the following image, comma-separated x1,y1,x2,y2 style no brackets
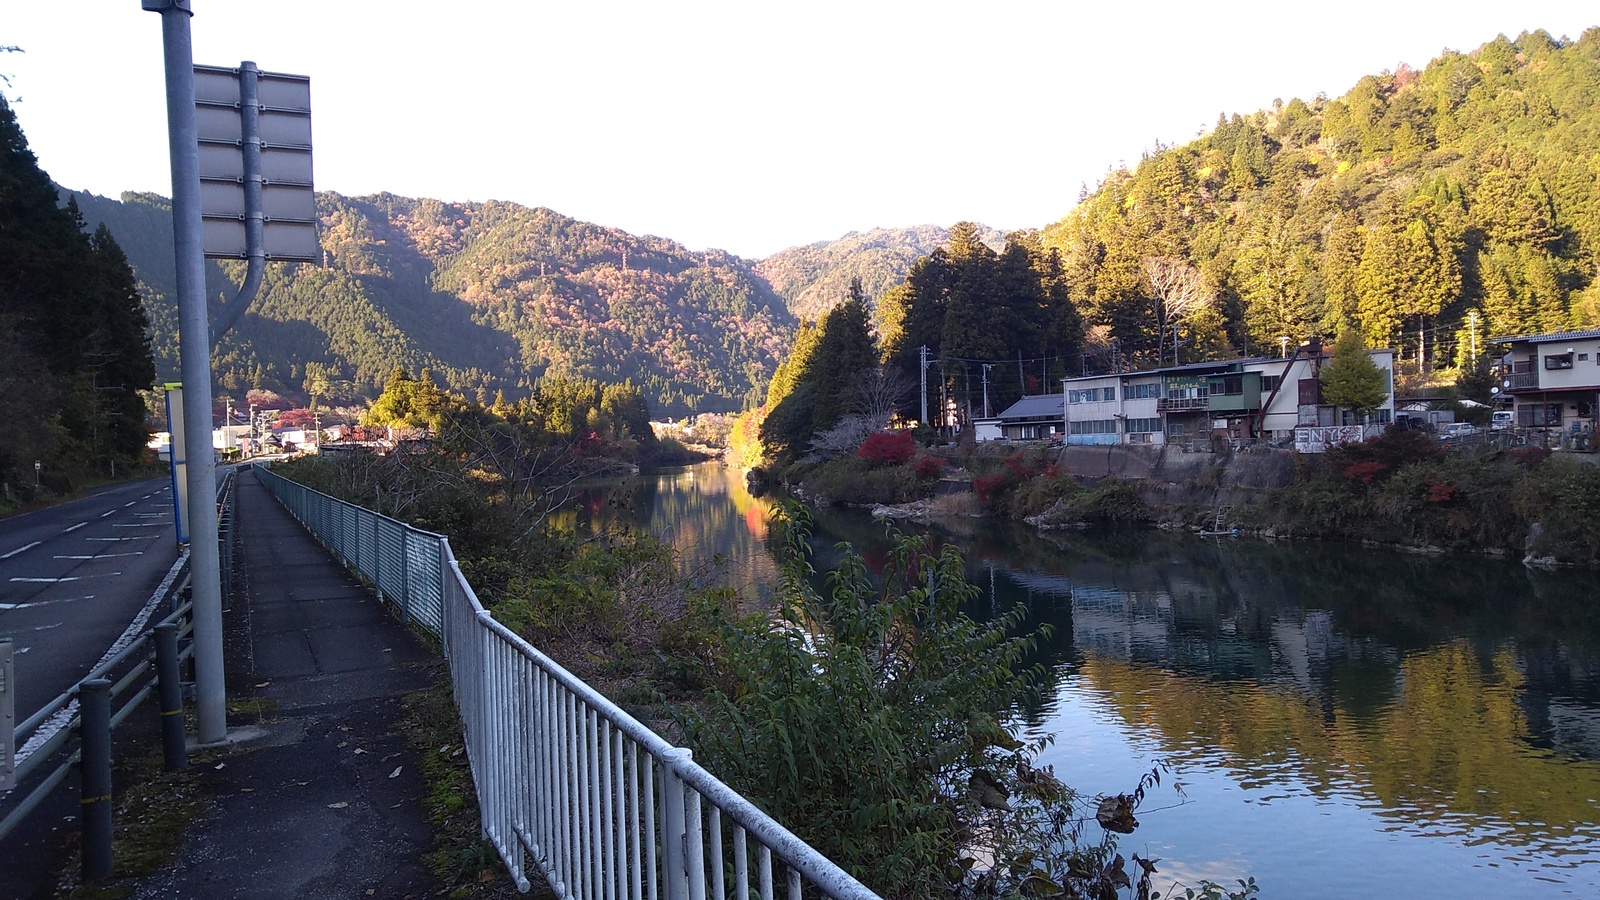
1,469,237,876
257,467,880,900
0,557,194,863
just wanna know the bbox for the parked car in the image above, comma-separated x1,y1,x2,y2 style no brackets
1491,410,1515,431
1438,422,1480,440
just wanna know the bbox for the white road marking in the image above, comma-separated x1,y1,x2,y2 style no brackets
100,510,114,518
9,573,121,583
0,596,94,610
62,522,87,533
123,501,136,508
134,513,164,519
55,553,143,559
112,523,166,528
15,646,29,653
86,536,156,541
1,541,41,559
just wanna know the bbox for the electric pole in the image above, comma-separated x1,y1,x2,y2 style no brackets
919,345,930,427
1468,311,1480,359
981,364,994,419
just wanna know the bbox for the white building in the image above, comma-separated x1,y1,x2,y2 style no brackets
982,343,1396,450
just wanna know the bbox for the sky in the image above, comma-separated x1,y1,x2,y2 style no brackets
5,2,1597,259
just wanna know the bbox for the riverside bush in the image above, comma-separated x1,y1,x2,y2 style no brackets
682,506,1155,899
802,454,925,505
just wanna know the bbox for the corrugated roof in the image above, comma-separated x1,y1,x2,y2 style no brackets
996,393,1064,420
1492,329,1600,345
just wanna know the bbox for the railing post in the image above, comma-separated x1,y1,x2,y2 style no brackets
662,747,692,900
0,639,14,791
154,624,188,771
79,678,114,880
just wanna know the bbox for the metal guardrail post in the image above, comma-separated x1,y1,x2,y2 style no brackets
155,623,188,771
79,678,115,880
662,748,691,900
1,639,13,790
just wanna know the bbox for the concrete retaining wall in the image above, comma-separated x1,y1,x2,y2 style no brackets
1059,444,1298,508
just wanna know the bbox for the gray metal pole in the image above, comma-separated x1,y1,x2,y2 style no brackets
79,678,114,880
146,0,227,744
0,639,13,791
154,624,188,771
210,61,265,346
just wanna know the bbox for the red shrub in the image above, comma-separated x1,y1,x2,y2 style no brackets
858,430,917,467
1337,460,1389,485
912,454,946,479
973,472,1010,504
1425,481,1459,503
1507,446,1552,469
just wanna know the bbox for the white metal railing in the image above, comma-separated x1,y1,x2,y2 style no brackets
257,467,879,900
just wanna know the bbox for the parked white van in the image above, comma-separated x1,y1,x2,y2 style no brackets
1491,410,1515,431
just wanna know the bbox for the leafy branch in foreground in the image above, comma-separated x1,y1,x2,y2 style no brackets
682,504,1222,899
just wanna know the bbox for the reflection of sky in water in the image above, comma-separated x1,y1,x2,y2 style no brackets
588,468,1600,897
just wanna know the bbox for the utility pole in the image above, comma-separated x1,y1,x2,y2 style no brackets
144,0,226,745
1468,311,1480,359
1279,335,1290,359
981,363,994,419
919,345,930,427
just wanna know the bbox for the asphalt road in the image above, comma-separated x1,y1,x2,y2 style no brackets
0,475,183,722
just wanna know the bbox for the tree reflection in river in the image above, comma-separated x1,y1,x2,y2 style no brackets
573,464,1600,895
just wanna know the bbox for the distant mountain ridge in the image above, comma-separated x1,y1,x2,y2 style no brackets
755,224,1005,321
69,189,807,415
70,185,989,415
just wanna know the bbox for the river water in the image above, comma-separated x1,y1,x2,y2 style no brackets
569,462,1600,898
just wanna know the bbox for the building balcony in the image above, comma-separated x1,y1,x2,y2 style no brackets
1157,397,1209,413
1507,372,1540,391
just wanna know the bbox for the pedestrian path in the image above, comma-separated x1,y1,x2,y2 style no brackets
128,468,444,899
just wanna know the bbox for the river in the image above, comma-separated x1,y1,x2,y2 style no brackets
566,462,1600,898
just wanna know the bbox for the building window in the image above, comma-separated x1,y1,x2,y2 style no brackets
1069,387,1115,403
1545,352,1575,370
1581,353,1591,362
1124,382,1160,400
1519,403,1563,427
1260,375,1281,393
1166,386,1208,401
1069,419,1118,435
1125,417,1162,434
1168,422,1186,436
1211,375,1244,396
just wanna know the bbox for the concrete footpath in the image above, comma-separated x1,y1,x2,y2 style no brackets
126,469,446,898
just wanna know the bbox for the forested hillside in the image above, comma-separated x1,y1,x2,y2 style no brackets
0,98,154,497
69,190,799,416
1043,28,1600,372
755,225,1003,320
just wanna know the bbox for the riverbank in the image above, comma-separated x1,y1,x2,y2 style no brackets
770,431,1600,568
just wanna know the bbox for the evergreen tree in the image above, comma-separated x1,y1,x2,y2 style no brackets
0,96,155,487
1320,329,1387,416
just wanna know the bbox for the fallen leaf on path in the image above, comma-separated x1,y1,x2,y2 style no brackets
327,802,348,809
389,766,402,778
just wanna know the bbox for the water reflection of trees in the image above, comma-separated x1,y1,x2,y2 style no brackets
938,524,1600,856
556,464,779,599
562,473,1600,856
